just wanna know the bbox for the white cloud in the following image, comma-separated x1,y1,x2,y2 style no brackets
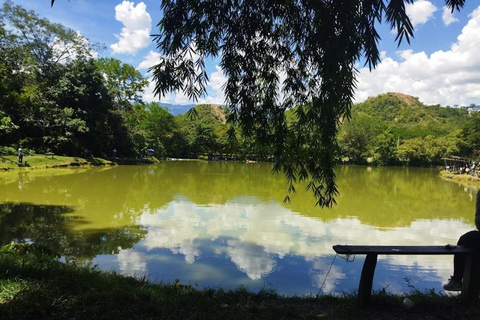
137,44,227,105
110,1,152,55
142,77,160,103
197,66,227,105
137,50,162,71
442,6,459,26
117,249,147,276
141,64,227,105
355,5,480,106
405,0,437,28
226,240,276,280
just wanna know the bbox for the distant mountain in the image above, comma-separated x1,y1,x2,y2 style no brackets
157,102,196,115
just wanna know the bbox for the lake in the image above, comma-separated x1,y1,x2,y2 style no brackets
0,162,477,296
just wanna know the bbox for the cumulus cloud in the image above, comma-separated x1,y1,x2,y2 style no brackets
137,50,162,71
136,51,165,103
355,5,480,106
110,1,152,55
141,63,227,105
226,240,276,280
405,0,437,28
442,6,459,26
197,66,227,105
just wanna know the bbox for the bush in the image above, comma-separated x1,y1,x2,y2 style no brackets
0,146,16,156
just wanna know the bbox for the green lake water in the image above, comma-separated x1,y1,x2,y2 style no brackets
0,162,478,296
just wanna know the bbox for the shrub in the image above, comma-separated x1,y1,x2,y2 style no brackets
0,146,16,156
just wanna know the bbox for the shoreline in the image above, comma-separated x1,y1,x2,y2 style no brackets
440,170,480,189
0,155,158,171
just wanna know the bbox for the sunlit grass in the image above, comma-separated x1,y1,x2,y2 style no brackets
440,170,480,187
0,279,30,304
0,154,117,170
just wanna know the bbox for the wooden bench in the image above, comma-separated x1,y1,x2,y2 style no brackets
45,152,55,158
333,245,480,308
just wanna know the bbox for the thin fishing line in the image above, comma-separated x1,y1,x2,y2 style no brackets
316,253,356,298
316,253,337,298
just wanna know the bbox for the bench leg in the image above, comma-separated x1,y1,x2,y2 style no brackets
357,253,377,309
461,253,480,305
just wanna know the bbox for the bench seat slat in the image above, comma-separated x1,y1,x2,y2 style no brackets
333,245,476,255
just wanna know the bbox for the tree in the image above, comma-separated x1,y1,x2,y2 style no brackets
373,129,397,165
0,2,102,154
338,113,382,163
142,103,177,158
1,0,96,72
461,112,480,155
95,58,148,112
149,0,466,207
50,0,467,206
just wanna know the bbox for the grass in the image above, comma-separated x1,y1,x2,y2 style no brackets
1,246,480,320
0,154,134,171
0,154,108,169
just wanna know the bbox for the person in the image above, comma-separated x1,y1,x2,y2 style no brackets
443,190,480,291
18,147,23,164
113,148,117,159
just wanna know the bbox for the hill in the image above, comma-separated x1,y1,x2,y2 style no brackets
159,95,478,166
352,92,468,138
339,92,474,165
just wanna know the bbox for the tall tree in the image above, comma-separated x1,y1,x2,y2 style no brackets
95,58,148,112
1,0,96,71
1,1,99,153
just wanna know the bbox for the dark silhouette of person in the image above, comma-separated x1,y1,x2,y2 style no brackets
443,190,480,291
18,147,23,164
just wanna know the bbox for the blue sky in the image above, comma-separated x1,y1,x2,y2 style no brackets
9,0,480,107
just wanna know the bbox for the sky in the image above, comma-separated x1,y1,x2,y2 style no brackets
8,0,480,107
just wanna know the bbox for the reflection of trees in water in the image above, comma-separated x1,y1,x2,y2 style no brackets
133,163,475,227
0,163,476,238
0,202,146,260
334,166,474,227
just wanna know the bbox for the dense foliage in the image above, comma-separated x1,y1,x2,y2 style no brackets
3,2,477,168
0,2,250,160
151,0,466,206
338,93,477,166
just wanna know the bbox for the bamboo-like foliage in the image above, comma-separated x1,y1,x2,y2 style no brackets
50,0,466,206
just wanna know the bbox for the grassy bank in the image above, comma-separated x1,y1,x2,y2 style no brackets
440,171,480,188
1,245,479,320
0,155,158,170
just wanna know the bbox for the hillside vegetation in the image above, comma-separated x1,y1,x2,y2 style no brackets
338,92,476,166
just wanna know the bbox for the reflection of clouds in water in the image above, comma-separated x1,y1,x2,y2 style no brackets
117,249,147,276
170,240,200,264
226,240,276,280
136,198,474,289
141,202,202,264
310,259,345,295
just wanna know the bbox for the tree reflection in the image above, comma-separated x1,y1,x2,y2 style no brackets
0,202,146,261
